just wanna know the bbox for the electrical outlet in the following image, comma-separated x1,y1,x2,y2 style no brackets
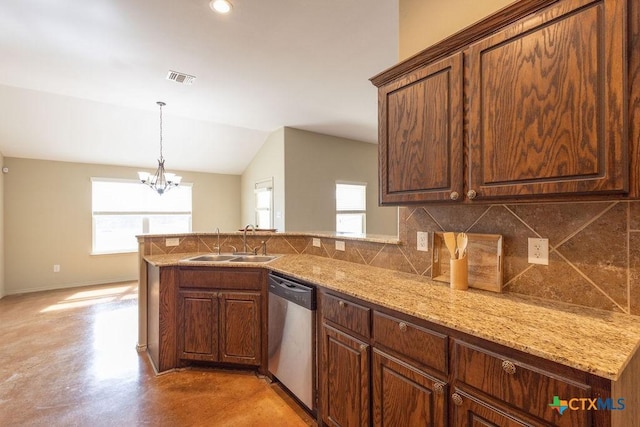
313,238,321,247
166,238,180,247
53,264,60,273
417,232,429,252
528,238,549,265
335,241,345,251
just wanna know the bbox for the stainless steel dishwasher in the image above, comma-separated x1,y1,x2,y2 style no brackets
268,272,316,412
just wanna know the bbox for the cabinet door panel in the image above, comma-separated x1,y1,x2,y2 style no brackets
467,0,627,199
379,52,463,204
451,389,543,427
219,291,261,365
454,341,591,426
321,324,369,427
178,290,218,361
372,350,447,427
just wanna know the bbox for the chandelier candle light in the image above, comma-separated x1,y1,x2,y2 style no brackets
138,101,182,195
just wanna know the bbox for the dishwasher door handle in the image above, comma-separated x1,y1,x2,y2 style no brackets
270,280,309,293
268,275,315,310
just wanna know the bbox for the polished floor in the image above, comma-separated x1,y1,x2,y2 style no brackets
0,282,316,426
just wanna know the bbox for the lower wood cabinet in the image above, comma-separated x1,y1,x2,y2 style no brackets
177,289,262,366
452,340,591,427
219,291,261,365
321,324,370,427
372,350,447,427
317,289,636,427
178,290,219,361
450,389,545,427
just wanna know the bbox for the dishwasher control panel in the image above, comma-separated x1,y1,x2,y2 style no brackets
268,273,316,310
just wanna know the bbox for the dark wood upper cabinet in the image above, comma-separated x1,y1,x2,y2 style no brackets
378,52,463,204
467,0,627,199
371,0,637,204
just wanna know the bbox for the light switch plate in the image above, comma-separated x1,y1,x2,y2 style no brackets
417,232,429,252
166,238,180,247
335,241,345,251
313,238,321,247
528,238,549,265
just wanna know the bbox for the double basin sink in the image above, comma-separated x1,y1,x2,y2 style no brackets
181,253,279,264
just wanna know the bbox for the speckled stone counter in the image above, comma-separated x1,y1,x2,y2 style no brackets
144,252,640,380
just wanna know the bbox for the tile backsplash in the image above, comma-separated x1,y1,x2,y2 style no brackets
142,200,639,316
401,201,640,315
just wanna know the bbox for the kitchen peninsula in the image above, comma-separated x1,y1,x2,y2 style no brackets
138,232,640,426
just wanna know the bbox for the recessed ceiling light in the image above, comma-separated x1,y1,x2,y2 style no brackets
210,0,232,14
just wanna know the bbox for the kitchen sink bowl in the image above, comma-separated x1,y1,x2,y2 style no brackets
182,254,238,262
228,255,279,263
181,254,280,264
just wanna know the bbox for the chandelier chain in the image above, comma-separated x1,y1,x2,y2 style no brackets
158,101,164,161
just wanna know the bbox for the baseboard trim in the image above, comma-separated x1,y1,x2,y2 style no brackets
6,277,138,296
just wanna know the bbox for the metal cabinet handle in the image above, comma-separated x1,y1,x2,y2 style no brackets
339,300,345,308
398,322,407,332
450,191,460,201
467,189,477,200
451,393,463,406
502,360,516,375
433,382,444,394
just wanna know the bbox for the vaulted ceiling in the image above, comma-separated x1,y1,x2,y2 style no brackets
0,0,398,173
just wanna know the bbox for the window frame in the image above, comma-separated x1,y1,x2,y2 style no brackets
254,177,274,230
91,177,193,255
336,181,367,235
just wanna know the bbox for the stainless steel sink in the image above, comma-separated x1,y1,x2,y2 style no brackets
181,254,279,263
182,254,238,262
228,255,279,263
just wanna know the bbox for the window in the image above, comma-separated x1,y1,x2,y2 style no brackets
336,182,366,235
92,178,192,254
255,178,273,229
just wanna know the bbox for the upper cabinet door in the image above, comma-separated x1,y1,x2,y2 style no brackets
467,0,627,200
378,52,463,204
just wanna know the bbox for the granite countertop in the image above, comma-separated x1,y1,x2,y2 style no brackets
137,230,400,245
144,252,640,381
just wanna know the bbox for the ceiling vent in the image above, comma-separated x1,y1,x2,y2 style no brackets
166,70,196,85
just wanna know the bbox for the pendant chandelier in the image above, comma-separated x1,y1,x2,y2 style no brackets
138,101,182,195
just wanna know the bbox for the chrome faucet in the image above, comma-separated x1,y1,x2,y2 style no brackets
214,227,221,254
242,224,256,254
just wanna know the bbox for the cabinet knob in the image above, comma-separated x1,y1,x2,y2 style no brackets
433,382,445,394
501,360,516,375
466,189,477,199
398,322,407,332
450,191,460,201
359,344,367,352
451,393,463,406
339,300,345,308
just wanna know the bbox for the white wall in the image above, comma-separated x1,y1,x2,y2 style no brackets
0,151,4,298
284,128,397,235
3,157,240,295
399,0,513,60
240,128,285,231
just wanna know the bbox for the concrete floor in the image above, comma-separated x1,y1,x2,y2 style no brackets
0,282,316,426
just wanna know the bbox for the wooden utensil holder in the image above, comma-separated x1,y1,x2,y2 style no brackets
450,255,468,290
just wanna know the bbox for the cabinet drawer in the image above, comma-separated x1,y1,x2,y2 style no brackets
373,311,447,374
322,293,371,338
179,267,263,290
453,341,591,426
